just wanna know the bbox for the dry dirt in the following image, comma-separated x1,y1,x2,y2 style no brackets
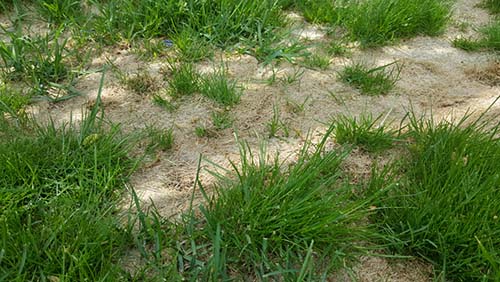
18,0,500,280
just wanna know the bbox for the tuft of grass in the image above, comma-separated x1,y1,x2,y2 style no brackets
152,94,177,112
327,41,350,57
172,28,213,62
343,0,451,47
369,112,500,281
195,125,210,138
339,61,401,96
481,0,500,14
0,78,137,280
290,0,341,24
35,0,84,25
211,110,233,130
0,84,31,113
89,0,286,46
453,21,500,52
301,53,330,70
267,104,290,138
166,63,200,98
179,126,380,279
145,126,174,152
333,113,398,152
199,70,241,107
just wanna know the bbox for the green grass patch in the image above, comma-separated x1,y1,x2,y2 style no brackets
453,20,500,52
368,112,500,280
339,61,401,96
178,128,380,280
0,84,137,280
199,70,241,107
334,114,398,152
481,0,500,14
166,62,200,98
343,0,451,47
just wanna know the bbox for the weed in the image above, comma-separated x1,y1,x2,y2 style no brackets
199,70,241,107
145,126,174,152
285,95,310,114
368,112,500,280
166,62,200,98
0,84,31,113
343,0,451,47
267,104,290,138
339,61,401,96
333,113,398,152
211,111,233,130
301,53,330,70
124,71,159,96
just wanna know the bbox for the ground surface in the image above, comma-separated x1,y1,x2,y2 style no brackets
25,0,499,280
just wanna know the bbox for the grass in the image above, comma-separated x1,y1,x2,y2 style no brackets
342,0,451,47
339,61,401,96
211,110,233,130
0,77,137,280
453,20,500,52
199,70,241,107
301,53,330,70
165,62,200,98
481,0,500,14
145,126,174,152
179,127,380,280
368,112,500,281
267,104,290,138
334,113,398,152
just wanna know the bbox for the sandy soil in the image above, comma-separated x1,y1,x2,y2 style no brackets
14,0,500,280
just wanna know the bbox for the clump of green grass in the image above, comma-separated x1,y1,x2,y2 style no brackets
166,63,200,98
453,21,500,52
481,0,500,14
334,113,398,152
211,110,233,130
369,112,500,280
339,61,401,96
152,94,177,112
0,87,136,280
180,127,379,279
0,28,76,98
0,84,31,113
199,70,241,107
286,0,341,24
327,41,350,57
343,0,451,47
173,28,214,62
145,125,174,152
267,104,290,138
35,0,84,25
90,0,286,46
301,53,330,70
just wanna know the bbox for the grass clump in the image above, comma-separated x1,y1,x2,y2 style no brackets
199,70,241,107
90,0,286,47
180,128,379,279
369,113,500,280
339,61,401,96
211,110,233,130
343,0,451,47
145,126,174,152
0,91,136,280
481,0,500,14
166,63,200,98
453,21,500,52
301,53,330,70
334,114,398,152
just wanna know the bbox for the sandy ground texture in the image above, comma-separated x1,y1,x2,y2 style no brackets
19,0,499,280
